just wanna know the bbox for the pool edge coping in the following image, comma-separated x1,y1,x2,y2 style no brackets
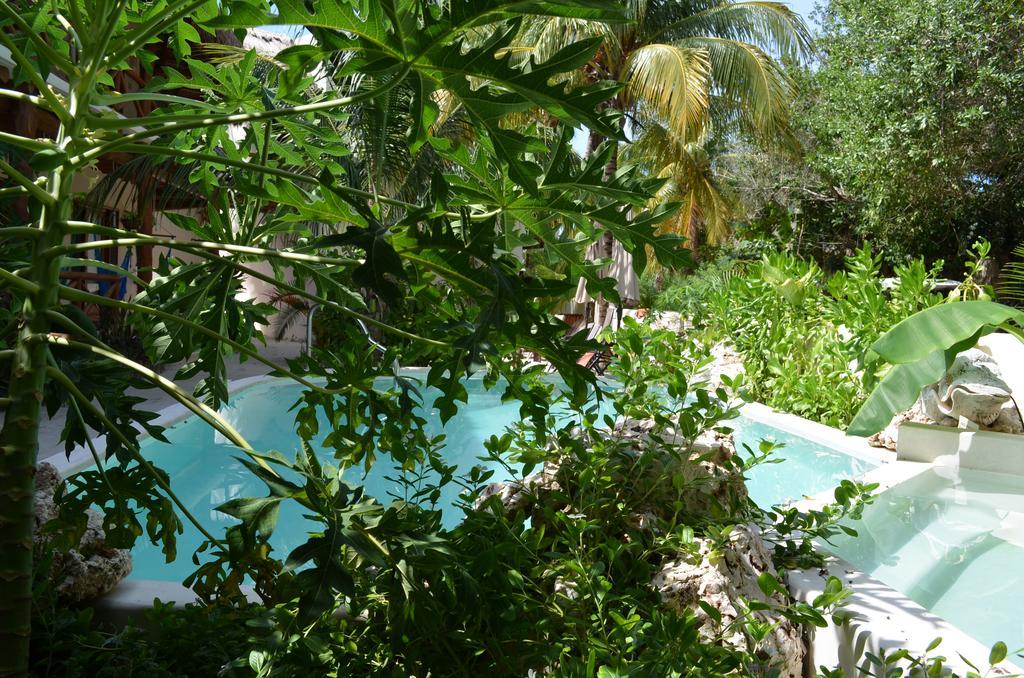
788,457,1024,673
738,401,892,466
789,554,1022,675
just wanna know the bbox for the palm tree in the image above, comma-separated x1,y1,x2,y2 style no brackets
623,121,733,254
510,0,811,254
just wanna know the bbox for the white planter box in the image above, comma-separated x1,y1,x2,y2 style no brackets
897,422,1024,474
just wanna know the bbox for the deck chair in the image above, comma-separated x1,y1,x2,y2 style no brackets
94,244,133,300
577,304,619,375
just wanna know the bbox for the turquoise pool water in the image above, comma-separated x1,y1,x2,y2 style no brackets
116,378,876,581
826,467,1024,650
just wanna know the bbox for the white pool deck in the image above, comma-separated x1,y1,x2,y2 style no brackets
44,369,1024,676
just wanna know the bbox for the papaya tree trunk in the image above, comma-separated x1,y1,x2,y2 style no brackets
0,260,54,677
0,91,79,678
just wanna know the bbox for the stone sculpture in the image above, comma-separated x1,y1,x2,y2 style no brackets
870,347,1024,450
920,349,1013,427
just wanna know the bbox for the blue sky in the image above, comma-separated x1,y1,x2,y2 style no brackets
788,0,818,24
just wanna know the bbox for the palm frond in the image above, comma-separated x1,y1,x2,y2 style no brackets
655,1,812,61
266,291,310,342
626,122,732,249
198,42,287,71
676,36,795,146
623,44,712,143
505,16,619,74
999,243,1024,304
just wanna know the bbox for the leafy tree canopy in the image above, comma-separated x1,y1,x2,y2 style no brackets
801,0,1024,265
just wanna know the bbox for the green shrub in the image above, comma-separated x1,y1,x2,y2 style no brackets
33,323,873,676
685,245,943,428
30,598,259,677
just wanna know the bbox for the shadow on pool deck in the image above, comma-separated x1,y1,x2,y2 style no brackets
31,340,304,463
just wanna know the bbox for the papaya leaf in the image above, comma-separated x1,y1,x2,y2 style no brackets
217,496,282,540
316,220,407,306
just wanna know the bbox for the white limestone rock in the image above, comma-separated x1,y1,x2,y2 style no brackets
647,310,686,333
638,428,748,517
698,341,745,392
33,462,132,602
653,524,804,677
992,400,1024,435
474,461,562,514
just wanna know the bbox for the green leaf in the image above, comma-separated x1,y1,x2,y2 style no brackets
871,301,1024,364
989,641,1008,666
172,20,201,58
698,599,723,624
316,219,406,306
848,350,950,437
757,572,783,598
217,497,282,539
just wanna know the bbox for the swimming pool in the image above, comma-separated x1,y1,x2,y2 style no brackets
826,466,1024,650
109,377,877,581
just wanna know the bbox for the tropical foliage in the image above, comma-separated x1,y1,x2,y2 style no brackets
787,0,1024,265
0,0,696,673
658,245,944,428
30,321,880,676
999,243,1024,305
509,0,810,250
2,0,1021,675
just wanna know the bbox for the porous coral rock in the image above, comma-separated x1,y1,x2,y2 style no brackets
653,523,804,677
33,462,132,602
647,310,686,333
992,400,1024,435
634,428,748,518
474,461,562,514
698,341,745,392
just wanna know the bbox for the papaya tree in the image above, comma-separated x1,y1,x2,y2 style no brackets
0,0,693,674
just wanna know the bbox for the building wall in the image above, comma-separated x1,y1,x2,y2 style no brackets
64,172,310,342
